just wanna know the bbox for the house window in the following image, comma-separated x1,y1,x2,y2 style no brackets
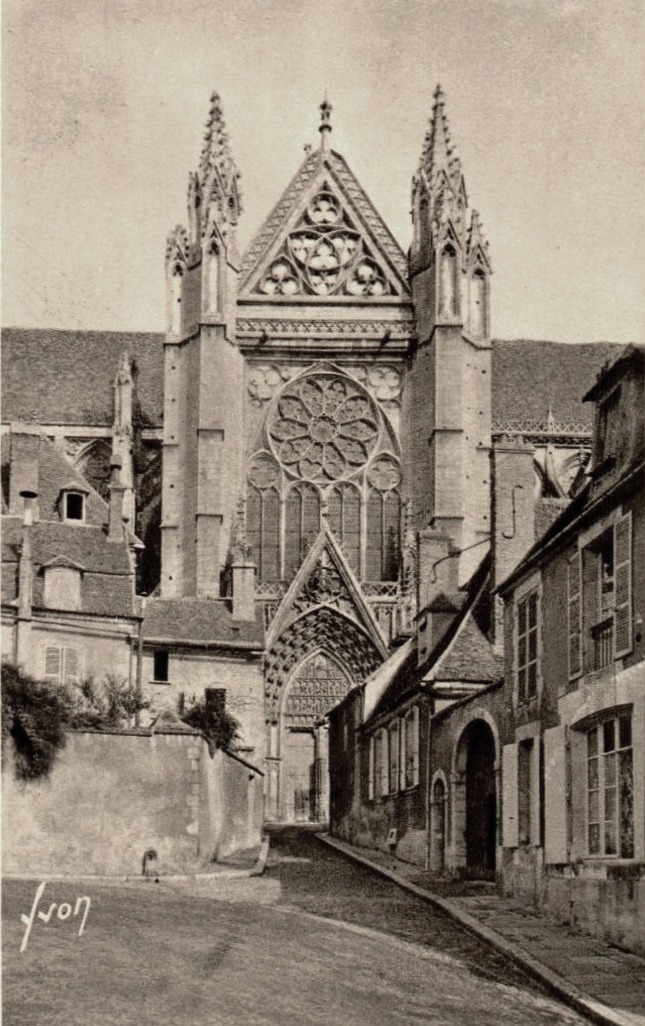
518,739,533,845
372,728,388,799
517,589,539,703
153,649,169,683
44,646,81,685
404,706,420,788
388,721,400,794
586,714,633,858
596,387,621,468
64,491,85,522
578,513,633,672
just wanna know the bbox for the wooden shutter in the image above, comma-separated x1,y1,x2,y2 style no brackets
398,717,406,791
581,546,599,673
614,512,633,659
568,552,582,680
63,648,81,684
543,727,568,863
368,735,375,800
44,646,62,682
410,706,420,786
502,743,519,848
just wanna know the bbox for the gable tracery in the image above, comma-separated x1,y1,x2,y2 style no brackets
246,369,401,586
255,190,391,297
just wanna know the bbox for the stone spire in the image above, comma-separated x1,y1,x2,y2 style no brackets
418,85,464,195
466,209,492,271
319,96,333,152
197,91,242,232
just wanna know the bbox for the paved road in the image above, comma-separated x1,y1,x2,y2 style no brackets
4,829,590,1026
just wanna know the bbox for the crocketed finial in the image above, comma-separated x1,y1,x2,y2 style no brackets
319,96,332,152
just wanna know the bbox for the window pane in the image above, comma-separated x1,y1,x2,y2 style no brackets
587,757,598,790
619,750,634,859
528,628,537,662
528,662,537,697
605,752,617,788
588,823,600,854
603,720,615,753
587,728,598,758
604,821,617,856
518,601,527,634
619,716,632,749
528,592,538,628
588,788,599,822
604,786,616,818
518,636,527,668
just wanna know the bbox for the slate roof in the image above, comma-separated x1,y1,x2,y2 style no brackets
491,340,622,433
367,554,500,722
1,328,164,428
1,328,623,436
1,430,137,618
143,597,264,648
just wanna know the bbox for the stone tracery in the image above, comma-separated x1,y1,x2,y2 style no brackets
257,190,390,297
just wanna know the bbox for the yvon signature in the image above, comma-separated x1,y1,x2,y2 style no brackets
20,881,91,952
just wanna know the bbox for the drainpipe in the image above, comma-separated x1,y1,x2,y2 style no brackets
135,597,145,726
15,490,37,670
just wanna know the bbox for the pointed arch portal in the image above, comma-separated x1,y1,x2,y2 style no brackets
264,607,381,823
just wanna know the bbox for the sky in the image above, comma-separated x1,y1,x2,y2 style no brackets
2,0,643,343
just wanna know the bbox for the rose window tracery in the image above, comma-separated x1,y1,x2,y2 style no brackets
258,190,389,297
367,456,401,491
268,375,379,482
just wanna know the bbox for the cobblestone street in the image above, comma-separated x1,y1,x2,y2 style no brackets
4,828,592,1026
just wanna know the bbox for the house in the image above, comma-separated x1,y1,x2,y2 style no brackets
1,423,141,688
497,344,644,953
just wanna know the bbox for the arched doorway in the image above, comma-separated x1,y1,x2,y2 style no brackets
430,776,447,873
280,652,351,823
455,718,497,878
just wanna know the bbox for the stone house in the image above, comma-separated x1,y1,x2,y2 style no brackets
497,344,644,953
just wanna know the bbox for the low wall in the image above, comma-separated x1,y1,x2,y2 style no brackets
2,729,263,876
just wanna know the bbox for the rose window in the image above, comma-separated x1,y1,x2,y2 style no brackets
258,190,389,297
268,375,379,482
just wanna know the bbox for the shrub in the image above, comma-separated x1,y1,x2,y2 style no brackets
1,662,74,781
180,694,240,754
70,673,149,730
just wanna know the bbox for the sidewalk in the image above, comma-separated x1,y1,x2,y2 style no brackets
320,834,645,1026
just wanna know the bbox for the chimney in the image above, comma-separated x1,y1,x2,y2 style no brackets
107,460,126,543
492,437,536,647
16,489,37,668
416,529,460,666
232,562,256,622
9,424,40,516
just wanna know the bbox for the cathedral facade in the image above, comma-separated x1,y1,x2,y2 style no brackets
159,87,495,821
2,88,621,826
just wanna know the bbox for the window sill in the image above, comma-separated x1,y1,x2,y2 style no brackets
149,679,171,686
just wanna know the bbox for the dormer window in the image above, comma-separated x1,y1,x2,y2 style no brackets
59,483,89,524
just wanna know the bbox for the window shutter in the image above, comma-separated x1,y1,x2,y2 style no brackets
614,512,633,659
368,735,375,800
398,717,406,791
502,743,519,848
568,552,582,679
543,727,568,863
44,646,62,682
582,547,600,672
411,706,420,786
63,648,81,684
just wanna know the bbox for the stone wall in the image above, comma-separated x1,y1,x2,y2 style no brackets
2,728,263,876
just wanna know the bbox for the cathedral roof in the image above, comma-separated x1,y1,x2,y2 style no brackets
142,597,264,648
1,328,624,437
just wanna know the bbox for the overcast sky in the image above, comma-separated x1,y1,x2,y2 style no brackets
2,0,643,343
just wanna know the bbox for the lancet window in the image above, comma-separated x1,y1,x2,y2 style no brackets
246,371,401,585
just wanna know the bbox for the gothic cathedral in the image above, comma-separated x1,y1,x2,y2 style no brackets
162,88,492,822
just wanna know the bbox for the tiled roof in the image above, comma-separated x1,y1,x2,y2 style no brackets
1,328,164,427
432,614,503,683
491,340,622,434
2,329,624,437
143,597,264,647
